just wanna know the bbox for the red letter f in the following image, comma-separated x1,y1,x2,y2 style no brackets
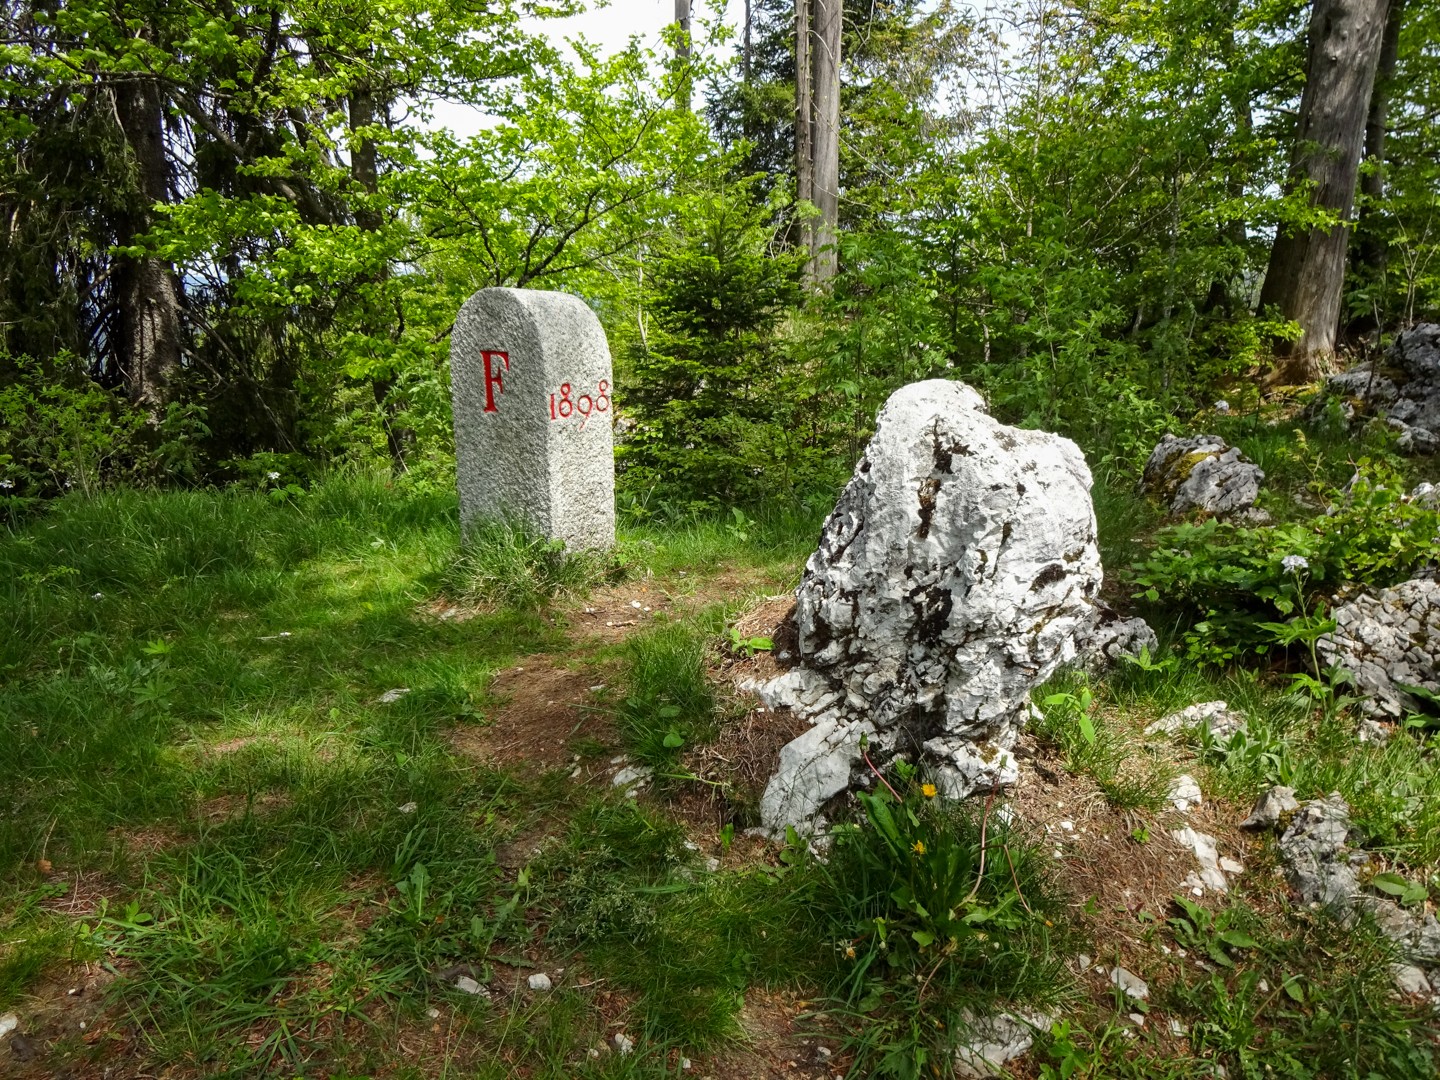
481,350,510,413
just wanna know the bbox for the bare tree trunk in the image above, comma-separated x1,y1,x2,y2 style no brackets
674,0,692,111
743,0,752,83
795,0,814,277
811,0,841,287
1355,0,1405,283
113,76,183,419
1259,0,1388,381
349,82,407,474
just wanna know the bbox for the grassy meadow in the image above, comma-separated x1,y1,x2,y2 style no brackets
0,469,1437,1079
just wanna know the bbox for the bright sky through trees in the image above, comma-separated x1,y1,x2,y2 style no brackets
426,0,741,137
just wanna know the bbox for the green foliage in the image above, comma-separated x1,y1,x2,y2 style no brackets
616,620,720,767
801,761,1069,1079
1035,678,1172,810
1130,464,1440,665
1167,895,1260,969
618,190,805,511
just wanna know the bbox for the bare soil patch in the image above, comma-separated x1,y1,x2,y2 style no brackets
697,989,844,1080
449,656,616,772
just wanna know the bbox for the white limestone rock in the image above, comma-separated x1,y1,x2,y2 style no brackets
1140,434,1264,518
1167,774,1203,814
1319,324,1440,455
757,380,1102,835
1277,793,1358,908
1145,701,1246,743
1317,577,1440,720
954,1009,1054,1079
1239,785,1299,831
1074,602,1159,669
1170,826,1228,892
1109,966,1150,1001
450,287,616,550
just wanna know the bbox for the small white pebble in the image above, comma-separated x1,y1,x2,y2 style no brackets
1128,1012,1145,1027
630,600,642,609
528,973,552,992
1060,820,1075,831
398,802,418,814
614,1032,635,1055
426,1007,440,1019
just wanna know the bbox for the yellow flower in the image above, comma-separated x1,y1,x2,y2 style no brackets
921,783,938,798
845,946,856,959
912,840,926,855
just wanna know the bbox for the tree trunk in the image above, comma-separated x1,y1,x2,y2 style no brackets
810,0,841,286
113,76,184,418
349,82,407,474
1259,0,1388,381
674,0,692,111
1354,0,1405,288
795,0,814,275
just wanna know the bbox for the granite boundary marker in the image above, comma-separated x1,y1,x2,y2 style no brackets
450,287,615,550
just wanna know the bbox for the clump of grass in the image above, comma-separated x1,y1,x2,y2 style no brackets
1033,673,1172,811
1167,908,1436,1079
615,620,721,768
796,764,1072,1078
446,516,618,610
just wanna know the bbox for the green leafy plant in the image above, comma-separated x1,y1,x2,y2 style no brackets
1167,895,1260,969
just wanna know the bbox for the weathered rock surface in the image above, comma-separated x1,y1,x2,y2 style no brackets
1240,785,1299,831
1320,323,1440,454
1277,793,1358,908
1167,774,1203,814
1145,700,1246,743
1317,577,1440,719
1109,966,1149,1001
1074,603,1158,669
1140,434,1265,518
1271,793,1440,973
1171,826,1228,892
954,1010,1054,1079
754,380,1102,835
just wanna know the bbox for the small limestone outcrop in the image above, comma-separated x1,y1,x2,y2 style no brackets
1269,793,1440,983
753,380,1102,836
1073,602,1158,669
1321,323,1440,454
1140,434,1265,518
1317,577,1440,719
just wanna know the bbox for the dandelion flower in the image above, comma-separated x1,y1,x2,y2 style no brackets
1281,554,1309,573
921,783,938,798
912,840,926,855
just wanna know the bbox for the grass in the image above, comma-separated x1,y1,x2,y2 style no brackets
1,471,1437,1078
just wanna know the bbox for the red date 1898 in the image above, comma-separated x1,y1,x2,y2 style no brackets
548,380,610,430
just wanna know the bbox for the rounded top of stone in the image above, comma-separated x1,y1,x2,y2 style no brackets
878,378,987,418
462,286,601,324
